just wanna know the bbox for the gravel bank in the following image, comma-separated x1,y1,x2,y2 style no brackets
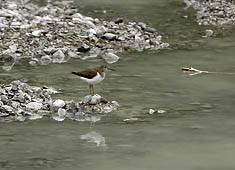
185,0,235,25
0,0,169,71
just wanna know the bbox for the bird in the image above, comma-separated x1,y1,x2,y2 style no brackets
72,64,114,96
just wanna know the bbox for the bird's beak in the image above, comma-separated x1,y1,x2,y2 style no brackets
107,67,116,71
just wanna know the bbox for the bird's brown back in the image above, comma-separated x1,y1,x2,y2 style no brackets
72,68,99,79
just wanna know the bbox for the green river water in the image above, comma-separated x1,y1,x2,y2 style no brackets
1,0,235,169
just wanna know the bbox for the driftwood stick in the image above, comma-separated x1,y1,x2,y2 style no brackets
181,67,235,76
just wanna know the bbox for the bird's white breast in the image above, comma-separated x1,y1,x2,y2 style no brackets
80,72,105,85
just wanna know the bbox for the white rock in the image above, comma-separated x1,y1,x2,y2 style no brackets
72,13,84,19
8,3,18,10
57,108,66,117
53,99,65,108
89,28,96,35
40,16,53,22
52,109,66,122
9,44,17,53
103,33,116,40
52,50,65,63
26,102,43,111
28,113,43,120
157,110,166,114
32,30,44,37
90,94,102,104
82,95,92,103
2,105,13,112
123,118,139,122
80,131,106,147
16,114,26,122
68,51,80,58
84,16,94,22
20,24,32,29
40,55,52,65
103,52,119,64
82,20,96,28
11,22,21,27
205,29,213,37
0,23,8,28
149,109,156,115
0,10,12,17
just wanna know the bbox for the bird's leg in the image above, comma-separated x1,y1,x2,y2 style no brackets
91,85,95,96
89,84,92,95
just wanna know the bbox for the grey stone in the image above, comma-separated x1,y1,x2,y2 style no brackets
1,95,8,105
144,27,157,33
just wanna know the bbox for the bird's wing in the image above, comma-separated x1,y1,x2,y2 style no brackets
72,69,97,79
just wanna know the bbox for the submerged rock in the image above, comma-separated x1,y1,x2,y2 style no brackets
102,52,120,64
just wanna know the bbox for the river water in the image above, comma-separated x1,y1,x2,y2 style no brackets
1,0,235,169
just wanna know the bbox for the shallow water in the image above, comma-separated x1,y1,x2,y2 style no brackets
1,0,235,169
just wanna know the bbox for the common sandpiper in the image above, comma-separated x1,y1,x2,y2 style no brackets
72,65,114,95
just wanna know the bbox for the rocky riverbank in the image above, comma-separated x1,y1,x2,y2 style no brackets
185,0,235,25
0,80,119,122
0,0,169,71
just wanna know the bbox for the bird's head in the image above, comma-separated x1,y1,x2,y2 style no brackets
100,64,115,72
